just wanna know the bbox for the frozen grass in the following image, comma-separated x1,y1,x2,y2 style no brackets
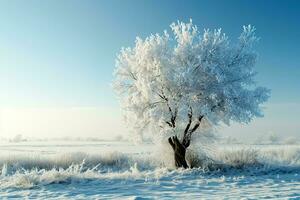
0,142,300,199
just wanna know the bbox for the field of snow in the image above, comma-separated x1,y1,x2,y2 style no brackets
0,140,300,199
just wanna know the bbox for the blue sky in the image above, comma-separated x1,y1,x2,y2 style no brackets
0,0,299,139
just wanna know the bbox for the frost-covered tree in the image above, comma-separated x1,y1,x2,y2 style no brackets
114,20,270,168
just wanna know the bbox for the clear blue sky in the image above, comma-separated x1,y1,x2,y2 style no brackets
0,0,299,139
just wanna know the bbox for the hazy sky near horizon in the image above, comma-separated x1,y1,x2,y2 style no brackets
0,0,299,140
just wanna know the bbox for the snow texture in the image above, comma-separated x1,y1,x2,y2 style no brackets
0,141,300,199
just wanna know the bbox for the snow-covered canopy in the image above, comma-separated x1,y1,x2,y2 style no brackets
114,20,270,139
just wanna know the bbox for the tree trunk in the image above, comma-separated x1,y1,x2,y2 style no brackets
166,108,203,169
168,136,188,168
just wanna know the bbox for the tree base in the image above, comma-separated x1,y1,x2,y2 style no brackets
168,136,188,168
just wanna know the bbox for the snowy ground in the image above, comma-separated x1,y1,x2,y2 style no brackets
0,141,300,199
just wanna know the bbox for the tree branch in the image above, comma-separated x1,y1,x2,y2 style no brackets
129,71,137,80
189,115,204,134
142,101,164,112
184,106,193,136
182,115,204,148
168,137,175,150
157,90,177,128
227,42,247,67
166,121,173,127
171,107,178,128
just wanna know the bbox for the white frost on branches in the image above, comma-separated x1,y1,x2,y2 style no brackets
114,20,270,141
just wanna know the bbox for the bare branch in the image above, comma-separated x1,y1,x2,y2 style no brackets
157,90,177,128
188,115,204,136
171,107,178,128
142,101,164,112
182,115,204,148
168,137,175,150
166,121,173,127
129,71,137,80
157,92,168,101
184,106,193,136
